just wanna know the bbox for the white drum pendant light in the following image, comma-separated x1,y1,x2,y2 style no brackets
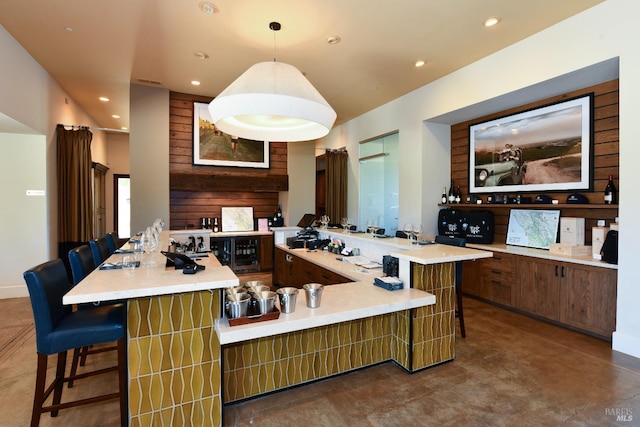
208,22,336,142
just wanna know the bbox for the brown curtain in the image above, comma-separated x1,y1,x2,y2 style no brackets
325,148,348,224
57,124,94,261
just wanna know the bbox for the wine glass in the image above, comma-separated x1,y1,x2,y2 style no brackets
413,224,423,244
345,217,353,234
340,217,348,233
403,223,414,240
370,220,380,237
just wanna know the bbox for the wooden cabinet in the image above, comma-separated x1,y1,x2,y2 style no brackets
515,256,617,338
274,247,350,288
259,234,274,271
462,253,515,306
561,265,617,337
515,257,562,321
465,251,617,339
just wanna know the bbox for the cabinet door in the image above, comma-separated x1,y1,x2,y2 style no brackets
516,257,561,321
562,265,617,337
259,235,274,271
274,247,293,287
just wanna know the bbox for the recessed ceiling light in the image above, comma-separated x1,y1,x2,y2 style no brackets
191,80,201,86
65,27,73,32
415,60,425,67
112,115,120,119
99,97,110,102
483,16,501,27
199,2,218,14
194,51,210,60
326,35,341,45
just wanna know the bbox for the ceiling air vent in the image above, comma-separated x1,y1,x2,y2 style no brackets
136,78,163,86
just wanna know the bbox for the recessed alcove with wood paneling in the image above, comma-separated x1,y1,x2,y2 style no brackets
446,79,619,243
168,92,289,229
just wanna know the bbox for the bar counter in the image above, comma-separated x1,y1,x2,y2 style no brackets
63,230,490,426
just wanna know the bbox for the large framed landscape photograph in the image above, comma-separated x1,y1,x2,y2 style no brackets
193,102,270,168
469,94,593,194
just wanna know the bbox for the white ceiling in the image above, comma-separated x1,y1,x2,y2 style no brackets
0,0,604,133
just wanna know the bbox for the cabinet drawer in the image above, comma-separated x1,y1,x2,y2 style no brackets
483,254,515,273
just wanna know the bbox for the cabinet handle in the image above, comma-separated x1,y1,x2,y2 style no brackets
561,266,565,278
491,280,501,286
285,254,293,262
555,265,558,277
491,270,502,275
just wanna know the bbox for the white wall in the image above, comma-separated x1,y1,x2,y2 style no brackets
0,133,47,297
129,84,170,234
0,25,107,298
319,0,640,358
281,140,316,226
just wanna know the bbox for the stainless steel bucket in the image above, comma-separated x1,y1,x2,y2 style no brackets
276,287,299,314
225,293,251,319
254,290,277,314
303,283,323,308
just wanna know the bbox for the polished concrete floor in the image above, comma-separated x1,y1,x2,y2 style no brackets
2,293,639,426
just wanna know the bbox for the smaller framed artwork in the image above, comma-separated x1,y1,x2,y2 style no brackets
469,94,593,194
221,207,254,232
193,102,270,168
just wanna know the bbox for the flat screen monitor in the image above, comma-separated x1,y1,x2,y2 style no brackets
297,213,316,228
506,209,560,250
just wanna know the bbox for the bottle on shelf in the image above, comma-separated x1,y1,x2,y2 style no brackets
455,185,462,204
213,217,219,233
276,205,282,218
604,174,617,204
448,180,455,204
441,186,447,204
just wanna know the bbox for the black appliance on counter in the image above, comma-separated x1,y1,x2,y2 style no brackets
287,213,321,249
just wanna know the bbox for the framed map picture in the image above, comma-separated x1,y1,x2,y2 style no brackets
506,209,560,249
193,102,270,168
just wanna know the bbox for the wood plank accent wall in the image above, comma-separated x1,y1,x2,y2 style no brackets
449,80,619,243
169,92,288,229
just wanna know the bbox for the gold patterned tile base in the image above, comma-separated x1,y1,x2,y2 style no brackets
128,291,222,426
411,262,456,370
223,314,396,402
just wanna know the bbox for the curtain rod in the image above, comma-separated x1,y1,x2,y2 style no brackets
57,123,129,134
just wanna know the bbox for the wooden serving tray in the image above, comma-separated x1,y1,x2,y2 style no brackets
228,307,280,326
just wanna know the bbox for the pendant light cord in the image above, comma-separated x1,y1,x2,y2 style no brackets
269,21,281,62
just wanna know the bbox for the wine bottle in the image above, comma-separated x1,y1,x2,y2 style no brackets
276,205,282,218
604,174,617,204
441,187,447,204
448,180,455,203
213,217,219,233
455,185,462,204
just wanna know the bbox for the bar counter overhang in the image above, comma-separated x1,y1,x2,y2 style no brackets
63,231,492,426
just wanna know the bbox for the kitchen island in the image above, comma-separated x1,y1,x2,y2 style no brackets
63,230,490,426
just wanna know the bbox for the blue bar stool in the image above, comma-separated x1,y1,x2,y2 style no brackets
67,245,122,387
435,235,467,338
89,236,111,268
23,259,127,426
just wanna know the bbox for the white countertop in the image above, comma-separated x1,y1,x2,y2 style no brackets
467,242,618,269
63,231,239,305
276,245,386,282
215,281,435,344
390,243,493,265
